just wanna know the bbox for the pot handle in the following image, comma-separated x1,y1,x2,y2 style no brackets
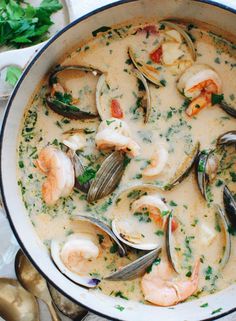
0,42,45,71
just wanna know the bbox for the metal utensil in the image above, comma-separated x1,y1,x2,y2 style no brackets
48,284,88,320
0,278,39,321
15,250,61,321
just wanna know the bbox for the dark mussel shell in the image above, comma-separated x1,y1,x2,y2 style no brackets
220,101,236,118
47,65,102,119
46,96,98,120
217,131,236,146
223,185,236,228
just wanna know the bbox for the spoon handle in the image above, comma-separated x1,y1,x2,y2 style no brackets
47,300,62,321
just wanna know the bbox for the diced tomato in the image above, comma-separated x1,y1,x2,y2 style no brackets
110,99,123,119
171,217,178,232
150,46,162,63
142,25,158,34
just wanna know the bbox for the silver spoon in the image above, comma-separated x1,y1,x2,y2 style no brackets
15,250,61,321
0,278,39,321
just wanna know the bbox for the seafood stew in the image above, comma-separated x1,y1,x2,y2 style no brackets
17,19,236,307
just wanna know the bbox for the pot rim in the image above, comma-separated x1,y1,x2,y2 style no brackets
0,1,236,320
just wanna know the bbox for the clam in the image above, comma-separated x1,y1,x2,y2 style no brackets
195,150,218,200
104,246,161,281
46,65,103,119
217,131,236,146
87,151,125,203
132,68,152,123
165,213,179,273
96,74,110,120
51,233,101,288
51,215,126,288
223,185,236,228
67,149,91,194
75,215,127,257
214,204,231,269
128,47,161,86
220,100,236,118
165,142,200,190
111,184,167,251
159,21,196,61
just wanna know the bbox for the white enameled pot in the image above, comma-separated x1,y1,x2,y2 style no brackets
1,1,236,320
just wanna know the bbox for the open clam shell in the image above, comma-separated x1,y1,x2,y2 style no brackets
75,215,127,257
166,213,179,273
195,150,218,200
51,237,101,288
47,65,103,119
223,185,236,228
217,131,236,146
159,20,196,61
214,204,231,269
128,47,161,87
67,149,91,194
95,74,110,120
87,151,125,203
112,184,167,251
165,141,200,190
104,246,161,281
132,69,152,123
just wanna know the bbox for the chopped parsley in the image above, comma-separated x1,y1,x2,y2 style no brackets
146,258,161,273
77,167,97,184
211,93,224,105
200,303,209,308
92,26,111,37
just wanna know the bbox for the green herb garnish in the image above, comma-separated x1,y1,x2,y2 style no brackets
0,0,63,48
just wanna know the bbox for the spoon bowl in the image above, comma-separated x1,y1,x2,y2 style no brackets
15,250,61,321
0,278,39,321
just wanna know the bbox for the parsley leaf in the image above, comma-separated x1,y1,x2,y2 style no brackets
0,0,62,48
211,93,224,105
77,167,97,185
5,66,22,86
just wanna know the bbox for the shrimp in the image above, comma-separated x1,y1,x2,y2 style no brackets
95,118,141,157
35,146,74,206
60,236,99,274
177,64,222,116
143,145,168,177
131,195,169,226
141,259,200,306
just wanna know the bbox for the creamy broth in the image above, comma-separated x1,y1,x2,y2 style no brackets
17,20,236,305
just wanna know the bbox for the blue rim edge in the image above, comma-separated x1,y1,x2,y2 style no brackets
0,1,235,320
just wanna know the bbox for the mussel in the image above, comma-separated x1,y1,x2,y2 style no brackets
214,204,231,269
165,213,179,273
220,100,236,118
46,65,103,119
111,184,167,251
105,247,161,281
217,131,236,146
223,185,236,228
165,142,200,190
195,150,218,200
128,47,161,87
159,21,196,61
132,68,152,123
87,151,125,203
51,215,126,288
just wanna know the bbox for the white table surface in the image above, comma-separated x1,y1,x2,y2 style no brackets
0,1,236,320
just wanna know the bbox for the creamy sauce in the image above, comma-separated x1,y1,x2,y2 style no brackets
17,20,236,305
